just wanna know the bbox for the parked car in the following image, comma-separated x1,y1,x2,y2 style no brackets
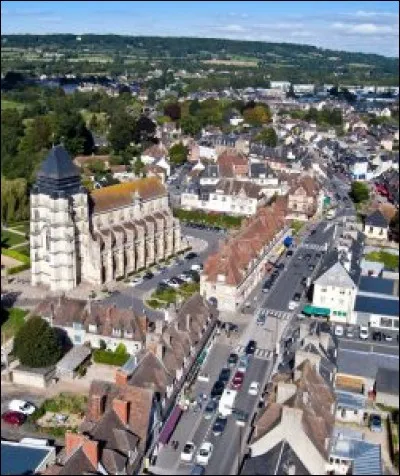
185,252,198,260
218,368,231,384
178,273,192,283
212,415,227,436
293,292,301,302
262,281,271,293
359,326,369,340
181,442,196,462
384,333,393,342
369,414,382,432
346,327,355,338
204,400,217,419
227,353,238,367
8,400,36,415
2,411,26,426
245,340,257,355
233,409,248,426
286,250,293,257
301,276,308,286
334,325,344,337
288,301,298,311
248,381,260,396
128,276,143,287
191,263,203,272
196,442,213,466
256,313,265,326
210,380,225,400
142,271,154,280
231,371,245,390
308,264,315,271
238,355,249,372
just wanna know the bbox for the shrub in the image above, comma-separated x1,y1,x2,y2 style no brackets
115,343,127,355
8,263,31,275
93,349,130,366
13,316,63,368
98,339,107,350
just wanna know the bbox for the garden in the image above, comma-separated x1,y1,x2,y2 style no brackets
365,250,399,271
146,281,200,309
28,393,88,438
1,307,28,342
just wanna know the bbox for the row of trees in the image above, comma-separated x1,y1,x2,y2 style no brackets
1,176,30,223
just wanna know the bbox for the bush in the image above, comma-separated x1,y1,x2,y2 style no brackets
350,181,370,203
93,349,130,366
8,263,30,275
115,343,127,355
146,299,164,309
13,316,63,368
98,339,107,350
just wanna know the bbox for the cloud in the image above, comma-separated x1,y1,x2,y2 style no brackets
214,24,247,33
332,22,398,36
354,10,394,18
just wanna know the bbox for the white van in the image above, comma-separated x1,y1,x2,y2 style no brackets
218,389,237,417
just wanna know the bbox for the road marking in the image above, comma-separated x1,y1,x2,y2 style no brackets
339,347,399,358
234,345,273,360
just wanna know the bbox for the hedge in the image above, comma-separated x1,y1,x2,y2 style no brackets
8,263,31,275
173,208,243,228
93,349,130,366
1,248,30,265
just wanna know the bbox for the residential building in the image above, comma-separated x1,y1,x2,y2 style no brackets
30,146,182,291
353,294,398,331
1,440,56,476
363,210,389,241
286,176,323,221
327,427,382,476
34,296,147,354
180,179,267,216
43,382,156,475
201,202,290,312
312,262,358,323
140,144,170,176
244,360,335,476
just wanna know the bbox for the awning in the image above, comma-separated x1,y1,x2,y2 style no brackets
197,350,207,365
158,405,183,445
302,305,330,317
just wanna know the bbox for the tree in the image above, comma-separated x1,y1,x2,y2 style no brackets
108,112,136,153
180,116,201,136
164,102,181,121
242,104,271,126
86,159,106,174
133,157,146,176
133,115,156,143
13,316,63,368
169,142,188,166
350,181,370,203
1,176,29,223
54,111,94,156
254,127,278,147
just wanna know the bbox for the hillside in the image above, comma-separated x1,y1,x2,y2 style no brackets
1,34,398,85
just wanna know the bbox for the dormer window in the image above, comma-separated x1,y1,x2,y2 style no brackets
73,322,83,330
88,324,97,333
112,328,121,337
124,330,133,338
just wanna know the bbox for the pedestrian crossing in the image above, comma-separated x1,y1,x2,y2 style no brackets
264,309,292,321
300,243,326,252
234,345,273,360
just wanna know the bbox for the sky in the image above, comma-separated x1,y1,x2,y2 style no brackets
1,1,399,57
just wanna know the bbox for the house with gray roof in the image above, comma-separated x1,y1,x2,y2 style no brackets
364,210,389,241
312,262,357,324
374,367,399,408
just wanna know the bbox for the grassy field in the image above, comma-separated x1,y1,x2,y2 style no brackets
1,307,28,342
1,229,27,248
202,58,258,67
365,250,399,270
1,99,25,111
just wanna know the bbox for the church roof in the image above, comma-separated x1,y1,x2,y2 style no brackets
90,177,167,213
37,145,80,180
34,146,82,196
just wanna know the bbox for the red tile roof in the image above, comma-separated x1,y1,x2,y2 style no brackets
203,204,286,286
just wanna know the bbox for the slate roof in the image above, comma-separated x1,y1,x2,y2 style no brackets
337,348,399,379
358,276,396,296
375,367,399,396
354,295,398,316
56,345,91,373
314,261,356,289
37,145,80,180
365,210,389,228
241,439,310,475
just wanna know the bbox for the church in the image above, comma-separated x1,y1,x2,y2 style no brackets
30,146,182,291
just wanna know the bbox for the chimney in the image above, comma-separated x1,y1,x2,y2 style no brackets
112,398,129,425
156,342,165,361
83,440,99,469
115,369,128,386
137,313,147,335
65,431,85,457
163,330,171,347
90,394,106,421
186,313,191,332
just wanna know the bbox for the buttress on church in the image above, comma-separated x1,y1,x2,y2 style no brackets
30,146,183,291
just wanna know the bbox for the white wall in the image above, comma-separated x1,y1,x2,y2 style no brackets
313,284,357,324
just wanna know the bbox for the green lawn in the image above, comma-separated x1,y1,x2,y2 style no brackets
291,220,305,236
1,307,28,342
365,251,399,271
1,229,27,248
12,244,30,257
12,223,30,234
1,99,25,111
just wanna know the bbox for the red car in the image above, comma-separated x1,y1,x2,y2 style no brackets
2,410,26,426
231,371,245,390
